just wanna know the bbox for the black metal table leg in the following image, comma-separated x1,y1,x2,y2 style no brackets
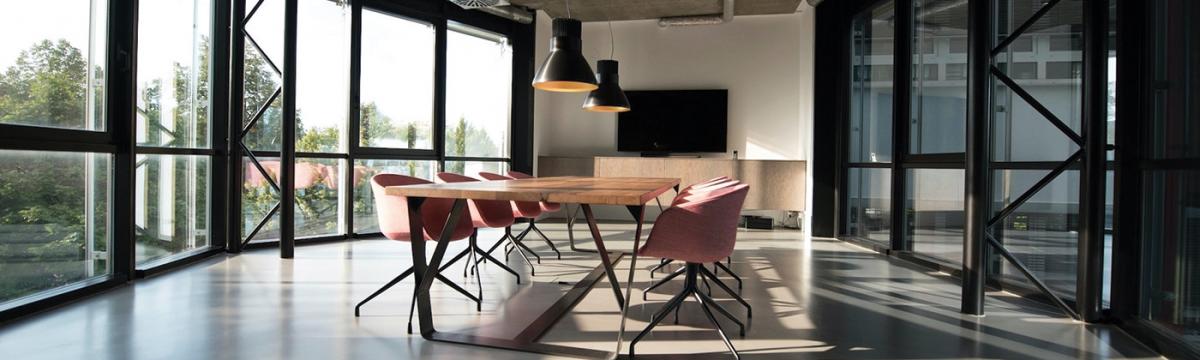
615,205,645,357
580,204,625,309
409,197,468,338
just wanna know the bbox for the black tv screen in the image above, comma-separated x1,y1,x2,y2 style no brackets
617,90,728,153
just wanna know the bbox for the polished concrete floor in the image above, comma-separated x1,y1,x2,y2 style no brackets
0,221,1161,359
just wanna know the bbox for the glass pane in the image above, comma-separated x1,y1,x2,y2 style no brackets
445,24,511,158
845,167,891,244
353,159,436,234
241,0,284,152
1141,170,1200,349
849,2,894,163
911,0,967,154
992,0,1084,162
241,157,281,242
444,161,507,178
296,0,349,154
136,0,212,148
993,169,1080,298
135,155,209,265
359,10,434,149
907,169,965,265
0,0,107,131
1146,0,1200,159
295,158,343,238
240,157,346,241
0,150,110,305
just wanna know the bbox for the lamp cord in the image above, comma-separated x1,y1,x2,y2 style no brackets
566,0,571,19
608,0,615,59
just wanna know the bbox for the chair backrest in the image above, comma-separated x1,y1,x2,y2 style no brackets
478,172,543,218
674,178,738,205
506,170,534,179
644,183,750,263
435,172,515,228
370,173,473,241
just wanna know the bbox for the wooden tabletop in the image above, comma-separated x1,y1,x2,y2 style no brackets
384,176,680,206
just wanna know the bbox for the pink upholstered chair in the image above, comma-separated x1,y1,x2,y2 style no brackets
629,183,751,358
436,172,537,276
479,172,560,261
354,174,481,334
649,177,744,288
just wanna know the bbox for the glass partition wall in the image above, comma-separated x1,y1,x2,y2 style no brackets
0,0,532,321
820,0,1200,356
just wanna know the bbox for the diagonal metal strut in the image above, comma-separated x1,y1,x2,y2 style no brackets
992,66,1084,145
985,232,1082,320
988,150,1083,227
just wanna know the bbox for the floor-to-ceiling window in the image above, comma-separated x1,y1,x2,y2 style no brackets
1139,0,1200,352
991,0,1087,298
443,23,513,176
134,0,216,267
846,1,895,245
0,0,115,308
233,0,525,243
906,0,968,265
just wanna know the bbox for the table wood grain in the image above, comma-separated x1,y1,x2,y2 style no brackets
383,176,680,206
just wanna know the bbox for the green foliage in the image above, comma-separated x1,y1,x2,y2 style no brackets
0,40,88,128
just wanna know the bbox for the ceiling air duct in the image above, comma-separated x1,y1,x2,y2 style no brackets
448,0,535,24
659,0,735,27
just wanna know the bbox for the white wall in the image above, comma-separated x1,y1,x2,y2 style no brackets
532,7,816,224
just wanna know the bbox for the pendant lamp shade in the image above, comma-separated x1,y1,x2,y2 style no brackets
582,60,630,112
532,18,597,92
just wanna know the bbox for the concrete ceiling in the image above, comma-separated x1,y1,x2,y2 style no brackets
507,0,805,22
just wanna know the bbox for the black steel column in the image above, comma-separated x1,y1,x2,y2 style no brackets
345,0,362,237
433,19,448,171
110,0,140,280
280,0,298,258
962,0,993,316
891,0,913,252
210,0,231,252
1077,0,1109,322
228,0,247,253
1110,0,1145,321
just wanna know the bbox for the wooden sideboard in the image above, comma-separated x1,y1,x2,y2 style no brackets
537,156,806,211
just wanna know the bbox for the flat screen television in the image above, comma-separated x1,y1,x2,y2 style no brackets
617,90,728,154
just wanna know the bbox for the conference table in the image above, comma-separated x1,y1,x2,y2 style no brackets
384,176,680,358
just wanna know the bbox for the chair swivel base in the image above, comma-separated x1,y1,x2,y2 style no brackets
630,263,744,359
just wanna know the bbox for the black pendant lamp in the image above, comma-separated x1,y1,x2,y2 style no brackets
583,4,630,112
532,18,597,92
582,60,630,112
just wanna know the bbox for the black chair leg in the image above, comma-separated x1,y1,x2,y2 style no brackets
628,283,690,358
700,266,752,318
648,258,673,278
505,227,537,276
697,290,746,336
355,267,414,317
643,266,686,301
511,225,542,264
438,247,472,273
474,241,521,284
714,260,743,290
435,274,481,311
529,220,562,260
695,293,741,359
